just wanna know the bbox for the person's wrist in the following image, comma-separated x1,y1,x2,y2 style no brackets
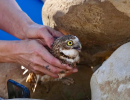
22,22,41,39
0,41,20,63
17,12,36,40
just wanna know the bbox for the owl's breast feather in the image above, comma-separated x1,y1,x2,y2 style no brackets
59,48,80,63
60,48,78,57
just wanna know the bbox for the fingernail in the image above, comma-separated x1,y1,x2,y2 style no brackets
54,37,58,40
67,66,72,69
62,64,66,66
53,75,59,78
73,69,78,72
51,43,53,46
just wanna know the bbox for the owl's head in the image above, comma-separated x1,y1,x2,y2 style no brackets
51,35,82,66
53,35,82,52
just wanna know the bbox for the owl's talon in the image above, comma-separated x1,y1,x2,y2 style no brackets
61,77,74,85
44,83,50,93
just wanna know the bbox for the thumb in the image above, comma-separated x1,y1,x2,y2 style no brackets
41,28,54,48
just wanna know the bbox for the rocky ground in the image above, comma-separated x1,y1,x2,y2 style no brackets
0,63,92,100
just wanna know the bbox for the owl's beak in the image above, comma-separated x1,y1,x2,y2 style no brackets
73,42,82,52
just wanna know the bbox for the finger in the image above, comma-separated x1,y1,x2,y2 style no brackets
43,65,63,74
39,27,54,48
72,68,78,73
65,68,78,77
46,26,64,37
31,56,64,74
32,65,58,78
32,70,45,76
36,39,47,46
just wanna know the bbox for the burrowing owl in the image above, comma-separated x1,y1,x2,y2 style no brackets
23,35,82,92
51,35,82,67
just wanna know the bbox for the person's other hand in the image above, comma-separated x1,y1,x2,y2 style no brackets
25,24,63,48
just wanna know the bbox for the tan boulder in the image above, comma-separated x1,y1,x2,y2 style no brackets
42,0,130,66
91,42,130,100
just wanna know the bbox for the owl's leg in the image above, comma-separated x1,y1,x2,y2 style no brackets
42,83,50,93
60,77,74,85
40,75,54,93
58,72,74,85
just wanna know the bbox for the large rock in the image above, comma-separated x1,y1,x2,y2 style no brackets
42,0,130,65
91,42,130,100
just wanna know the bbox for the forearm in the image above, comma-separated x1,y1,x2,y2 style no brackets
0,0,35,39
0,40,19,63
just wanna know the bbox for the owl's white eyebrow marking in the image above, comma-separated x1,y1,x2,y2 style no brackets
64,36,79,43
74,36,79,42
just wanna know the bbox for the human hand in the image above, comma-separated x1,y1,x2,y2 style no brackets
14,39,78,78
25,24,63,48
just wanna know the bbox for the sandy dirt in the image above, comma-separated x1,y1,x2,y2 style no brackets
0,63,92,100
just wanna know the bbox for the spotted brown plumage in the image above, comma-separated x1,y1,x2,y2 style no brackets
51,35,82,67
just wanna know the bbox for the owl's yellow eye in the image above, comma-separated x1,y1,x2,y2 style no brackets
67,41,73,46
